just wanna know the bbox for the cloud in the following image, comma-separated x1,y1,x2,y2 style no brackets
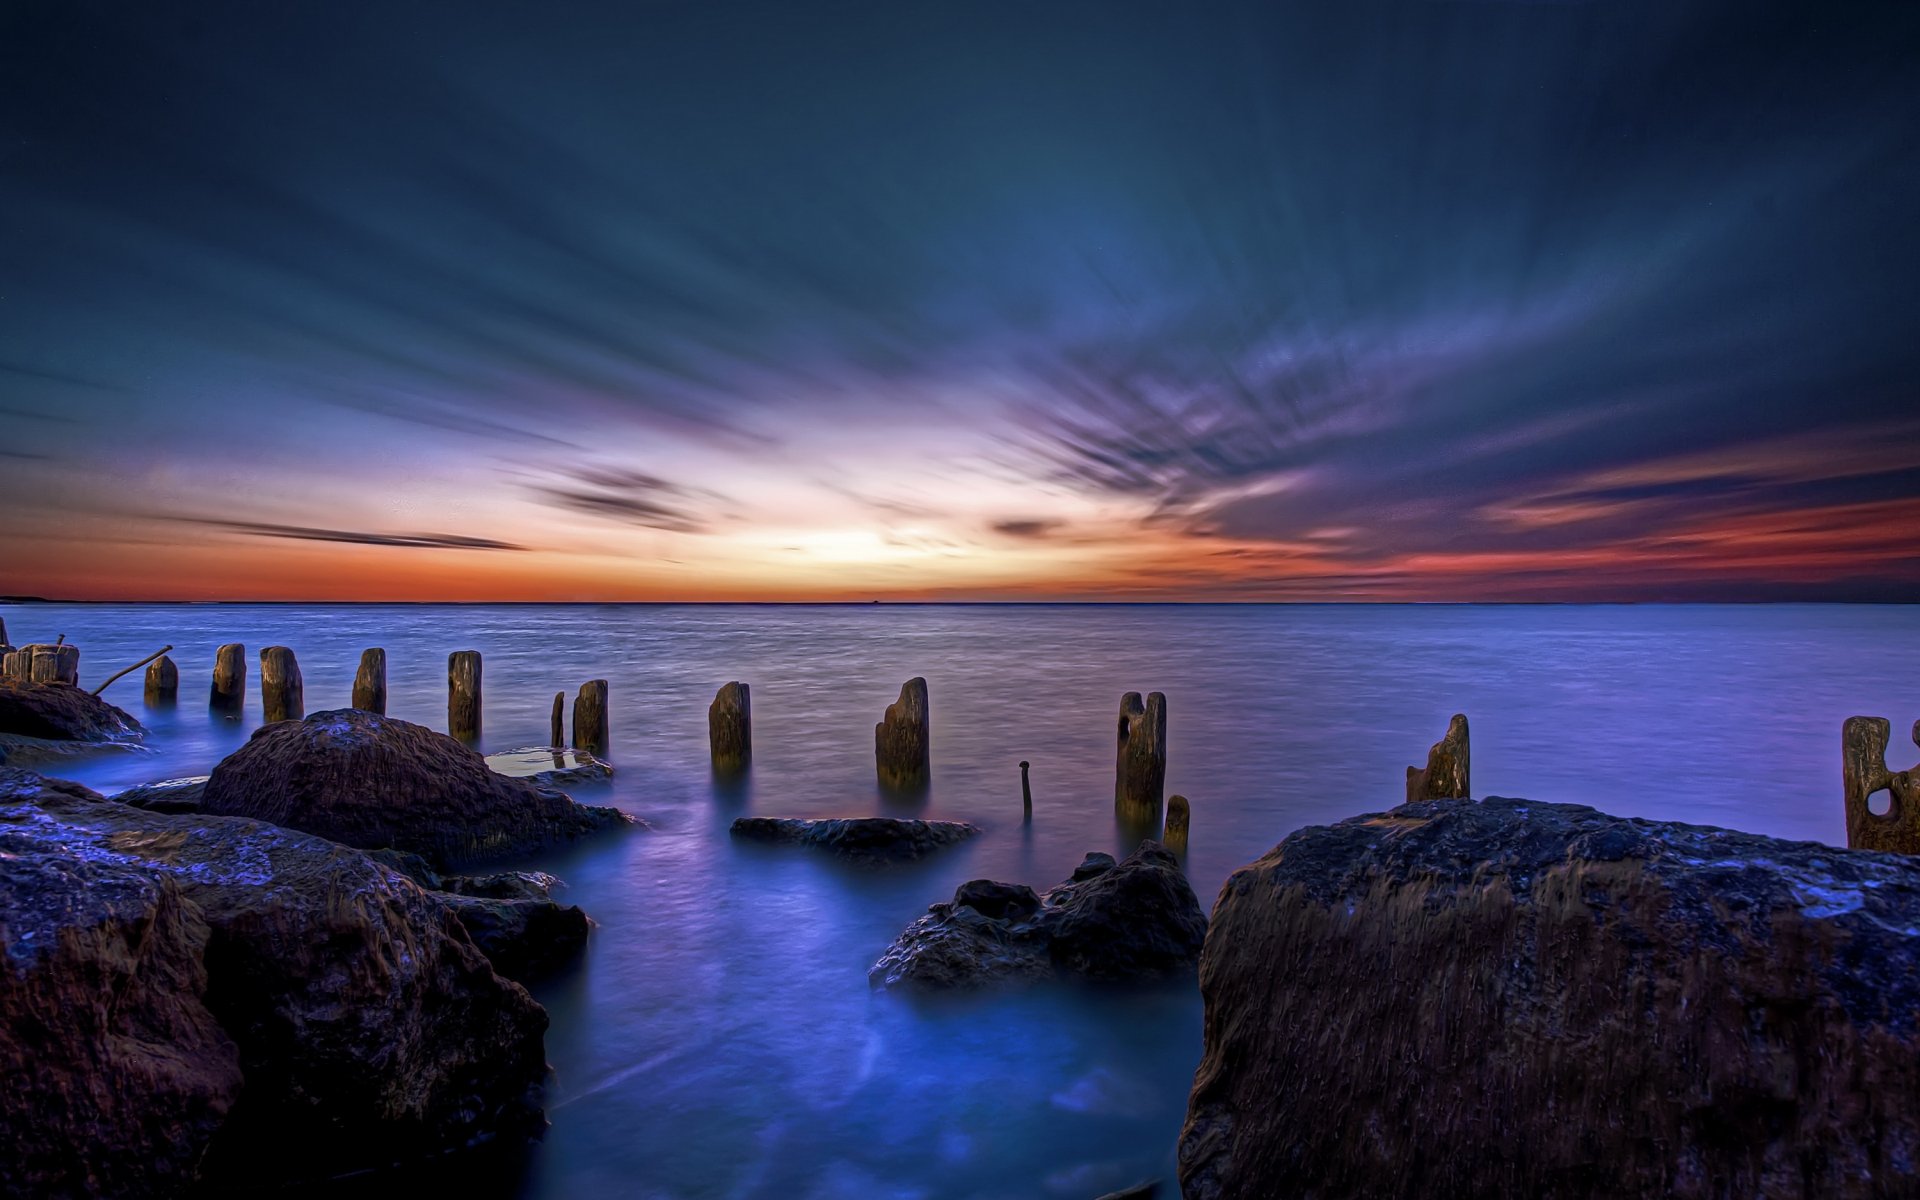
991,518,1061,539
186,519,525,551
527,465,719,534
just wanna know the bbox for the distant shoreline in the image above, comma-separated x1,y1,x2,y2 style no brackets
3,598,1913,608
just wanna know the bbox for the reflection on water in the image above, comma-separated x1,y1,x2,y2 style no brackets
10,602,1920,1199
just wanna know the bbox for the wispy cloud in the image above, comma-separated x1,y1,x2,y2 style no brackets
184,519,525,551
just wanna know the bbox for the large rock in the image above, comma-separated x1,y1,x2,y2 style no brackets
0,678,142,746
1179,796,1920,1200
437,893,590,983
870,842,1207,989
0,769,550,1193
730,815,980,862
199,709,631,869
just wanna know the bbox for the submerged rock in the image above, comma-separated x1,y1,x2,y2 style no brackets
0,768,549,1194
1179,796,1920,1200
729,815,980,861
199,709,632,869
0,679,142,761
870,841,1206,990
485,745,615,789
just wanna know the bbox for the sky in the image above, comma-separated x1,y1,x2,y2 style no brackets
2,0,1917,602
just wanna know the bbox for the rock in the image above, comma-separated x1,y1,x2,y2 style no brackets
1405,711,1470,801
486,746,615,789
1093,1183,1160,1200
730,816,979,862
1071,851,1117,881
0,775,242,1197
198,709,633,870
0,678,142,743
1178,796,1920,1200
439,870,561,901
436,893,590,982
0,768,549,1191
875,677,930,789
869,841,1206,990
1843,715,1920,852
112,775,208,814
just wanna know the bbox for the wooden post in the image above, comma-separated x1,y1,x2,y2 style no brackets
572,679,609,756
210,643,246,716
1020,760,1032,822
352,648,387,714
21,643,80,686
1115,691,1167,817
1844,716,1920,853
550,691,566,747
260,646,304,723
144,655,179,705
1165,794,1191,854
447,651,482,742
1406,713,1471,802
875,677,930,789
709,681,751,772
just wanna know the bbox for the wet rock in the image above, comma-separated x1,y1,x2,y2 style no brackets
1405,711,1470,801
1842,715,1920,853
1071,851,1117,881
870,841,1206,990
0,775,242,1197
1178,796,1920,1200
436,893,590,982
112,775,208,814
198,708,632,870
439,870,561,901
0,768,549,1192
730,815,979,861
486,746,616,788
875,677,930,789
0,678,143,744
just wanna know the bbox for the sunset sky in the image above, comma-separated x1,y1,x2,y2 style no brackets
3,0,1917,601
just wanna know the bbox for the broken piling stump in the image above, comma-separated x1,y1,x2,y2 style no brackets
709,681,751,772
16,643,81,686
550,691,566,747
260,646,304,723
1165,794,1191,854
1020,760,1032,822
1406,713,1471,802
448,650,482,742
572,679,609,757
144,655,179,706
1843,716,1920,854
352,648,387,714
1115,691,1167,817
209,644,246,716
875,677,930,790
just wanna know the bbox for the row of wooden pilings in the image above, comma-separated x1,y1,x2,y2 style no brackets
136,644,614,756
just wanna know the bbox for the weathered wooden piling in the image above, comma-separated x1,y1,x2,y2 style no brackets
352,648,387,714
1164,794,1191,853
1406,713,1471,802
550,691,566,747
448,650,482,742
144,655,179,705
572,679,609,756
0,615,7,646
1115,691,1167,816
210,643,246,716
1020,760,1032,822
876,677,930,789
260,646,304,723
709,681,752,772
15,643,81,686
1843,716,1920,854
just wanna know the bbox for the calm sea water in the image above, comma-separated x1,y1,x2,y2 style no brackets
9,602,1920,1198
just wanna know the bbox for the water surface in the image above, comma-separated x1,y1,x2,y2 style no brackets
10,602,1919,1198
